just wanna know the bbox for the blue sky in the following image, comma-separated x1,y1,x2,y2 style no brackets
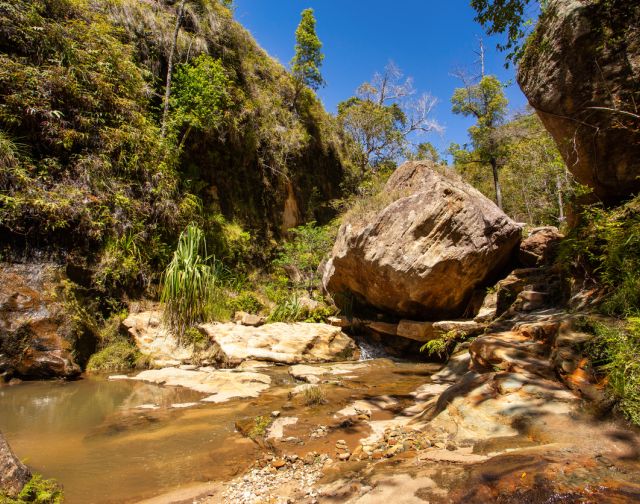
233,0,530,158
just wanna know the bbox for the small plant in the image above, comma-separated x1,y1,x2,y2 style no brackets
248,415,271,439
267,295,307,323
86,340,143,373
183,327,209,351
420,329,467,358
303,385,325,406
0,474,63,504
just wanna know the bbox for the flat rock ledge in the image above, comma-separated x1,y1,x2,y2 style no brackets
198,322,359,366
129,367,271,403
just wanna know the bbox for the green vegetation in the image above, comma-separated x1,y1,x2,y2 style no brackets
338,62,440,179
160,224,220,338
558,195,640,425
86,313,146,372
0,0,350,311
450,75,508,209
420,330,467,359
559,195,640,317
583,318,640,425
291,8,325,94
86,340,142,373
470,0,536,65
0,474,63,504
453,112,572,225
248,415,271,439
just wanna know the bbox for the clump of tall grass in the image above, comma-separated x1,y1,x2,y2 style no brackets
161,224,220,340
266,295,306,323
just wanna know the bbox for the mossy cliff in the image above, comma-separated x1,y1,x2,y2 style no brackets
0,0,348,297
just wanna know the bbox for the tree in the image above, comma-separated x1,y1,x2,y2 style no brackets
451,75,508,209
338,62,440,178
409,142,441,163
291,8,324,100
453,112,572,225
470,0,537,65
170,54,230,148
161,0,188,137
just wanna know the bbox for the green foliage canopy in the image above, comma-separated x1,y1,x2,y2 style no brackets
451,75,508,208
470,0,536,65
171,54,231,141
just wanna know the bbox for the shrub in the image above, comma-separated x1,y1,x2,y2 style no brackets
420,330,466,358
248,415,271,439
86,339,142,373
273,221,336,292
558,195,640,317
228,291,264,315
267,296,307,323
584,318,640,425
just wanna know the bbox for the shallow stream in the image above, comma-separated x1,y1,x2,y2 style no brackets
0,359,437,503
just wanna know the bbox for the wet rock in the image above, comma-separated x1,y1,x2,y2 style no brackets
289,362,366,383
323,161,521,320
0,263,82,379
0,431,31,497
198,322,359,366
130,367,271,403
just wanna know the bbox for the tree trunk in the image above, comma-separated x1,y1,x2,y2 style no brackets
490,158,503,210
161,0,187,138
556,174,565,223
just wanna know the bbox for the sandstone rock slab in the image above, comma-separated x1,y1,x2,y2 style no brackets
198,322,359,366
130,367,271,403
123,310,194,367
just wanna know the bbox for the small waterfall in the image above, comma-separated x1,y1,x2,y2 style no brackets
353,334,390,360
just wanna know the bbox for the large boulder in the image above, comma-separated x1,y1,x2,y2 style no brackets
0,263,83,380
518,0,640,203
0,431,31,497
322,162,521,320
198,322,359,366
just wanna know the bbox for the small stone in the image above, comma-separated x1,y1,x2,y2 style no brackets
271,459,287,469
338,452,351,461
271,410,281,418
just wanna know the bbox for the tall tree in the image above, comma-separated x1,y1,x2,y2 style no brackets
451,75,508,209
291,8,324,101
161,0,187,138
338,62,440,178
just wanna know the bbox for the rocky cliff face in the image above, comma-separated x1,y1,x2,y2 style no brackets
518,0,640,203
323,162,521,320
0,263,85,380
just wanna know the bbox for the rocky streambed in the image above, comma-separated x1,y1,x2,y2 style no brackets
0,356,440,503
